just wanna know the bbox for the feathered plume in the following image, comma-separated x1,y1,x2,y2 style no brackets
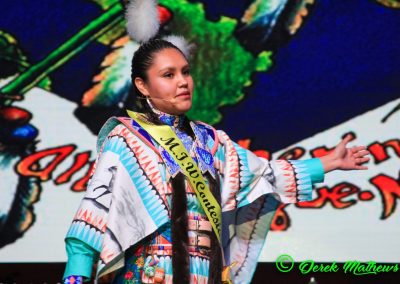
125,0,160,42
81,36,138,107
162,35,195,59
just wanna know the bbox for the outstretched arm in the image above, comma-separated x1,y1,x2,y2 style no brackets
320,134,370,173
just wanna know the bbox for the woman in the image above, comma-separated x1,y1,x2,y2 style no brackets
63,39,370,284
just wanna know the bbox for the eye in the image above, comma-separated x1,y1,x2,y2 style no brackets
183,69,191,76
163,73,173,78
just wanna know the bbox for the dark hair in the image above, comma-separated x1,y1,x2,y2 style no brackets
130,38,186,115
131,38,222,284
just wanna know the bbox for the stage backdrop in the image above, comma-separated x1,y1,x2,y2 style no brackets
0,0,399,264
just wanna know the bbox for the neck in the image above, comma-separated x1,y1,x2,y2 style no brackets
146,99,185,128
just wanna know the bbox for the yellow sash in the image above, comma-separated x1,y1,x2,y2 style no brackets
127,110,222,243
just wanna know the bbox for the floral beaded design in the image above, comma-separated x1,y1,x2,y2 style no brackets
116,248,146,284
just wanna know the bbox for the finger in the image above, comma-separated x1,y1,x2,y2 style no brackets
355,165,368,170
355,157,370,164
351,145,367,153
353,150,370,158
341,134,353,145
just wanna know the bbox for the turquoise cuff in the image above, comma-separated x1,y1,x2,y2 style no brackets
63,238,98,280
302,158,325,184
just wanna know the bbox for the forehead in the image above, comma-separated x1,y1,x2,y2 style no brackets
151,48,189,70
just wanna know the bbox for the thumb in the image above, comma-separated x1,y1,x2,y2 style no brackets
341,133,354,146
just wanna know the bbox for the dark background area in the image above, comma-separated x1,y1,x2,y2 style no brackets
0,0,399,282
0,263,399,283
1,0,399,152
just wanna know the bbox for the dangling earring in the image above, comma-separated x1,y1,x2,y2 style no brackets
146,97,156,113
146,97,163,115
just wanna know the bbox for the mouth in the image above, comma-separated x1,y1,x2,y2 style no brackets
176,91,191,98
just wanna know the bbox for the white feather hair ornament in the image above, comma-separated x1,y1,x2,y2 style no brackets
162,35,195,59
125,0,194,58
125,0,160,43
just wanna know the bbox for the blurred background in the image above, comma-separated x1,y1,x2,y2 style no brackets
0,0,399,282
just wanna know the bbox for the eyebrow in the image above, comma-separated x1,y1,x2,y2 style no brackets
158,64,190,73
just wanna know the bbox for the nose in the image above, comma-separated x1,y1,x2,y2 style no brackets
178,75,188,88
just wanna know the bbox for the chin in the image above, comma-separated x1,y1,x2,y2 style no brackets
176,102,192,115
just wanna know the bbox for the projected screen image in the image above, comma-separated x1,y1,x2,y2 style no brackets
0,0,399,264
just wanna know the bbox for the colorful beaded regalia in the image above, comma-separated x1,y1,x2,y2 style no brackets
63,107,324,283
63,1,325,283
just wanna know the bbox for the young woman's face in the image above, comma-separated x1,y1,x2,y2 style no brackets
135,48,194,115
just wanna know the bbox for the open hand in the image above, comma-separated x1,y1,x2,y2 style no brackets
320,134,370,172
